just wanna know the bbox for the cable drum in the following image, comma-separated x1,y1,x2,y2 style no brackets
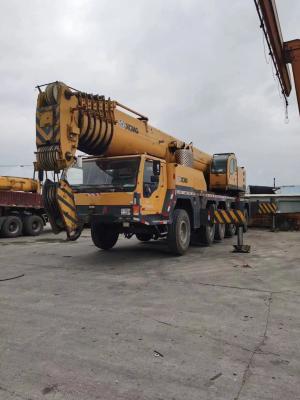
43,82,115,157
175,149,193,167
78,109,114,156
45,82,61,105
42,179,64,233
37,145,61,171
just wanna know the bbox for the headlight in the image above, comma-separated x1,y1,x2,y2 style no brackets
121,208,131,216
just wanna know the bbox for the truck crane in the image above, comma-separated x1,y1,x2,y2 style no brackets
35,81,248,255
254,0,300,114
0,176,46,237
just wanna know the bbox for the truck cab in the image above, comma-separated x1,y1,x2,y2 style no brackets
71,155,167,245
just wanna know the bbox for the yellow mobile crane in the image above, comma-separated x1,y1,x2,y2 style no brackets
35,82,247,254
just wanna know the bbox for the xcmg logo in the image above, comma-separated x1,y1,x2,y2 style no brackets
118,120,139,134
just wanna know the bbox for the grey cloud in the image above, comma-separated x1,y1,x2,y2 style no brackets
0,0,299,186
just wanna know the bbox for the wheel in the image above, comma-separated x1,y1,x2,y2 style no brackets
200,204,216,245
225,223,236,237
199,224,216,246
1,216,23,238
167,209,191,255
23,215,44,236
91,223,119,250
136,233,152,242
214,223,225,241
243,209,248,233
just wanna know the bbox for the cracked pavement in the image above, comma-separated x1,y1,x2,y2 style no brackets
0,228,299,399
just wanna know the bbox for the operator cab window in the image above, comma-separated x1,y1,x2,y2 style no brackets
82,158,140,192
143,160,159,198
211,155,228,174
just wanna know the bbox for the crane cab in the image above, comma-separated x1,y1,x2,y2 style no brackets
209,153,246,194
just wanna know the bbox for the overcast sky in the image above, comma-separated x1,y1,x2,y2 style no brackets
0,0,299,186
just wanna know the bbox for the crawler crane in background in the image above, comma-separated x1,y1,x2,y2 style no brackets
35,82,248,255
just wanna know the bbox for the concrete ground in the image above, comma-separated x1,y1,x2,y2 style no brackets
0,228,299,400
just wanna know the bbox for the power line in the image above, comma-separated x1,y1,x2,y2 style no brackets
0,164,32,168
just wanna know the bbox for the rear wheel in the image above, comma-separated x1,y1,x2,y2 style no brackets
243,209,248,233
199,224,215,246
200,204,216,245
225,223,236,238
167,209,191,255
214,223,225,241
136,233,152,242
23,215,44,236
1,216,23,238
91,223,119,250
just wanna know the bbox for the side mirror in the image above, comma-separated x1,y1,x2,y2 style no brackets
153,160,161,176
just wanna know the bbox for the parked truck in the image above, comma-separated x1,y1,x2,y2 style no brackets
0,176,46,237
35,81,249,255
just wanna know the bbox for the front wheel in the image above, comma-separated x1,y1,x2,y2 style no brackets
91,223,119,250
167,209,191,255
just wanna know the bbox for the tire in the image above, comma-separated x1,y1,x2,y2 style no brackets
214,223,225,241
167,209,191,255
225,223,236,238
136,233,152,242
91,223,119,250
1,216,23,238
199,224,215,246
243,209,248,233
23,215,44,236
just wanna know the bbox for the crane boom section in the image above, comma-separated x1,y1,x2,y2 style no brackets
36,82,212,174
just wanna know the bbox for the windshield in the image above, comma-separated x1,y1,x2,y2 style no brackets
82,158,140,192
211,155,228,173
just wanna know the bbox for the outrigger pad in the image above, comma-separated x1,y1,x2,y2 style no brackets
233,244,251,253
